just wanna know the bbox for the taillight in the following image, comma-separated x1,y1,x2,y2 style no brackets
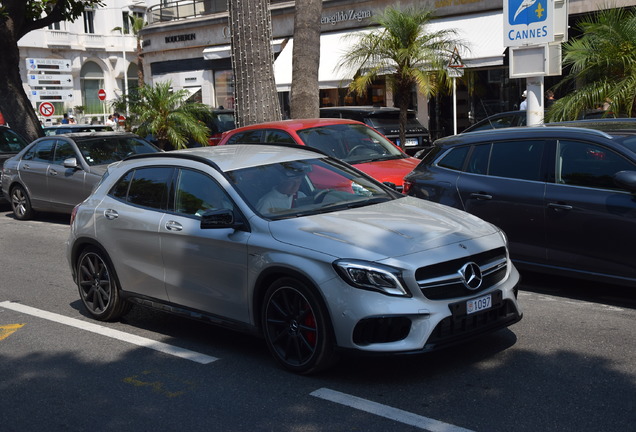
402,180,412,195
70,204,79,226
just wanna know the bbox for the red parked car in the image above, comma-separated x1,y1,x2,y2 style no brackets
217,118,420,191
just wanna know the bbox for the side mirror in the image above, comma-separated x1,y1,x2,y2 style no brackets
614,170,636,193
63,157,80,169
200,208,244,230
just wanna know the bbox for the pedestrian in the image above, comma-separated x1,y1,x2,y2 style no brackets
545,90,556,109
61,113,69,124
69,115,77,124
519,90,527,110
105,114,116,126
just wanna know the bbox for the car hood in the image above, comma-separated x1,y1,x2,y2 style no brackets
268,196,498,261
352,156,420,187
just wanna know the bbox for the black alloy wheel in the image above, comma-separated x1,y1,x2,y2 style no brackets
76,247,130,321
10,185,33,220
262,278,337,374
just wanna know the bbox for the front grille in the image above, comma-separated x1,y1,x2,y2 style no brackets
416,247,507,300
425,298,521,350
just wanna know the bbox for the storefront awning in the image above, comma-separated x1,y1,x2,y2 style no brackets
427,11,505,68
274,30,370,92
203,39,286,61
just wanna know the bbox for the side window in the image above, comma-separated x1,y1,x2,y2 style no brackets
31,140,56,162
109,171,133,200
174,169,233,217
437,146,469,171
264,130,295,144
227,131,263,144
53,141,77,165
466,144,491,174
126,167,173,209
489,140,545,181
558,140,636,190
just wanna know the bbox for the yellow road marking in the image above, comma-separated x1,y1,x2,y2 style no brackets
0,323,25,341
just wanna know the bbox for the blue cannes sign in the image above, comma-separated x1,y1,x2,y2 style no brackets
504,0,555,47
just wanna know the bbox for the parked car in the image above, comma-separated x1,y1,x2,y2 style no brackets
403,126,636,287
43,124,114,136
1,132,161,219
0,125,30,203
217,118,420,192
320,106,430,156
67,143,522,374
207,108,235,145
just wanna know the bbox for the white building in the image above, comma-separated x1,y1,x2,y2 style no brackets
18,0,150,124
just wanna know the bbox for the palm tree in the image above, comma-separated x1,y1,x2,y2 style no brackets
112,13,147,86
130,81,212,150
546,7,636,121
337,6,467,148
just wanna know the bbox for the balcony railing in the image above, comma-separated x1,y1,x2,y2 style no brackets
147,0,290,24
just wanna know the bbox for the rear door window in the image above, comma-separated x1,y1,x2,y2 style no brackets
110,167,174,210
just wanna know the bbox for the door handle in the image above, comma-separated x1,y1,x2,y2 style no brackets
49,169,58,176
470,192,492,200
547,202,573,211
104,209,118,220
165,220,183,231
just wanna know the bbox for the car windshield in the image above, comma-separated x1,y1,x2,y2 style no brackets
296,124,404,164
76,136,158,166
366,114,422,129
43,125,114,136
0,128,29,153
227,157,397,220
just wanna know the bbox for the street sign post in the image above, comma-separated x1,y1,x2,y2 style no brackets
29,89,74,102
38,102,55,117
98,89,107,101
448,47,465,135
27,74,74,87
26,58,72,72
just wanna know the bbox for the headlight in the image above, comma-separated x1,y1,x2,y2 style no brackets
333,260,410,297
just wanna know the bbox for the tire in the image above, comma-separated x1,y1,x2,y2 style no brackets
10,185,34,220
262,277,338,374
76,247,131,321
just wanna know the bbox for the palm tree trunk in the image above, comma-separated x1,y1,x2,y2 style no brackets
290,0,322,119
0,21,41,142
228,0,282,127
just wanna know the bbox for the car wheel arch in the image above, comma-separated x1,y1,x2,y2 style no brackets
252,266,334,337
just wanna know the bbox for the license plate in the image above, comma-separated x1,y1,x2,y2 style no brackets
396,138,419,147
466,294,492,315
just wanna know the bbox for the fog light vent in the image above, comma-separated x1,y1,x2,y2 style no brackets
353,317,411,345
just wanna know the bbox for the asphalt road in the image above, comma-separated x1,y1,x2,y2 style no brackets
0,205,634,432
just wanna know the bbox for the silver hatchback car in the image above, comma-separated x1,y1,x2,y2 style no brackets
67,144,522,374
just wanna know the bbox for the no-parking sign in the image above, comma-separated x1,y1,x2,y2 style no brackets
39,102,55,117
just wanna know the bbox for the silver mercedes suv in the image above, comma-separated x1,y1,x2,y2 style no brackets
67,144,522,374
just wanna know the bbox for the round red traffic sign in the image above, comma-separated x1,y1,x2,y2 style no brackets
39,102,55,117
98,89,106,101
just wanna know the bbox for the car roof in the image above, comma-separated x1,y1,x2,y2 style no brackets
43,124,112,129
36,131,140,141
228,118,366,133
320,106,413,114
436,125,619,147
126,143,326,173
547,118,636,133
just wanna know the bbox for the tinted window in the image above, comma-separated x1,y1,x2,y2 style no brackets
263,130,295,144
29,140,56,162
53,141,77,165
227,131,263,144
174,169,232,217
558,140,636,190
489,140,545,181
126,167,173,209
0,128,28,153
110,170,133,199
76,136,157,166
437,146,469,170
466,144,490,174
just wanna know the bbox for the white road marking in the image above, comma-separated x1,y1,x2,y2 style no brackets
0,301,218,364
310,388,475,432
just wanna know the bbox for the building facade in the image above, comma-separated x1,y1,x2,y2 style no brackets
18,0,636,133
18,0,147,125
